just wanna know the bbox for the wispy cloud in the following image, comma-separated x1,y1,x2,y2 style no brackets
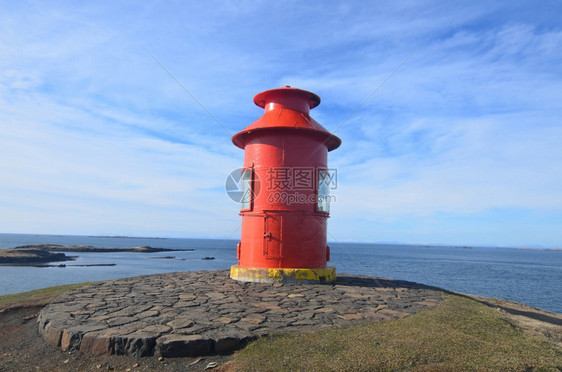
1,1,561,246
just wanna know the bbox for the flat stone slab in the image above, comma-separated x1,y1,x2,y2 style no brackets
38,270,442,357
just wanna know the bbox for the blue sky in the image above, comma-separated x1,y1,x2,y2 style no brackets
1,1,561,247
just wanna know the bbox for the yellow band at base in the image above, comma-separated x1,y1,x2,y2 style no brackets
230,265,336,284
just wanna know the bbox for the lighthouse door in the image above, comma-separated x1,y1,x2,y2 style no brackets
263,214,282,260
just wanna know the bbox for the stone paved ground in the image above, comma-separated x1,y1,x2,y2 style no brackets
38,270,442,358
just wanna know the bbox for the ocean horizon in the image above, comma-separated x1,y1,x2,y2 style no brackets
0,233,560,314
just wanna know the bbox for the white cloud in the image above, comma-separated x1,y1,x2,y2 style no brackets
0,1,561,246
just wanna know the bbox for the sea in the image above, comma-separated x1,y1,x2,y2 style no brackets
0,233,560,314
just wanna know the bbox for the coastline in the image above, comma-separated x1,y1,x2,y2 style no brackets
0,234,560,314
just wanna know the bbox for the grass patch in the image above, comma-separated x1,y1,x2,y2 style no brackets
0,283,93,309
232,294,562,371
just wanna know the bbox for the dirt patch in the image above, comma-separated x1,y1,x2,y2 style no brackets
0,305,231,372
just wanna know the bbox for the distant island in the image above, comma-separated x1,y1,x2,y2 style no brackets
88,235,165,239
0,244,193,265
516,247,562,251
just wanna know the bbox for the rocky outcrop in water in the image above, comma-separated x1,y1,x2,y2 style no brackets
0,244,193,265
13,244,188,253
0,248,73,264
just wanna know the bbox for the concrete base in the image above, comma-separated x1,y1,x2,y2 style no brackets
230,264,336,284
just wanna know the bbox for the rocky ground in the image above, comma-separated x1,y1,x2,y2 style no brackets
38,271,442,358
1,271,560,372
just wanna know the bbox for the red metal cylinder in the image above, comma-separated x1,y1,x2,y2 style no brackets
230,86,341,283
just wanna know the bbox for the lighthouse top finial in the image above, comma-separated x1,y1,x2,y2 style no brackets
253,86,321,113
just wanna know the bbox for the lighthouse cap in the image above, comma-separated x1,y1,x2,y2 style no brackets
232,86,341,151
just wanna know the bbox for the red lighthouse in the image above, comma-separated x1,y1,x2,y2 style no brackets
230,86,341,284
